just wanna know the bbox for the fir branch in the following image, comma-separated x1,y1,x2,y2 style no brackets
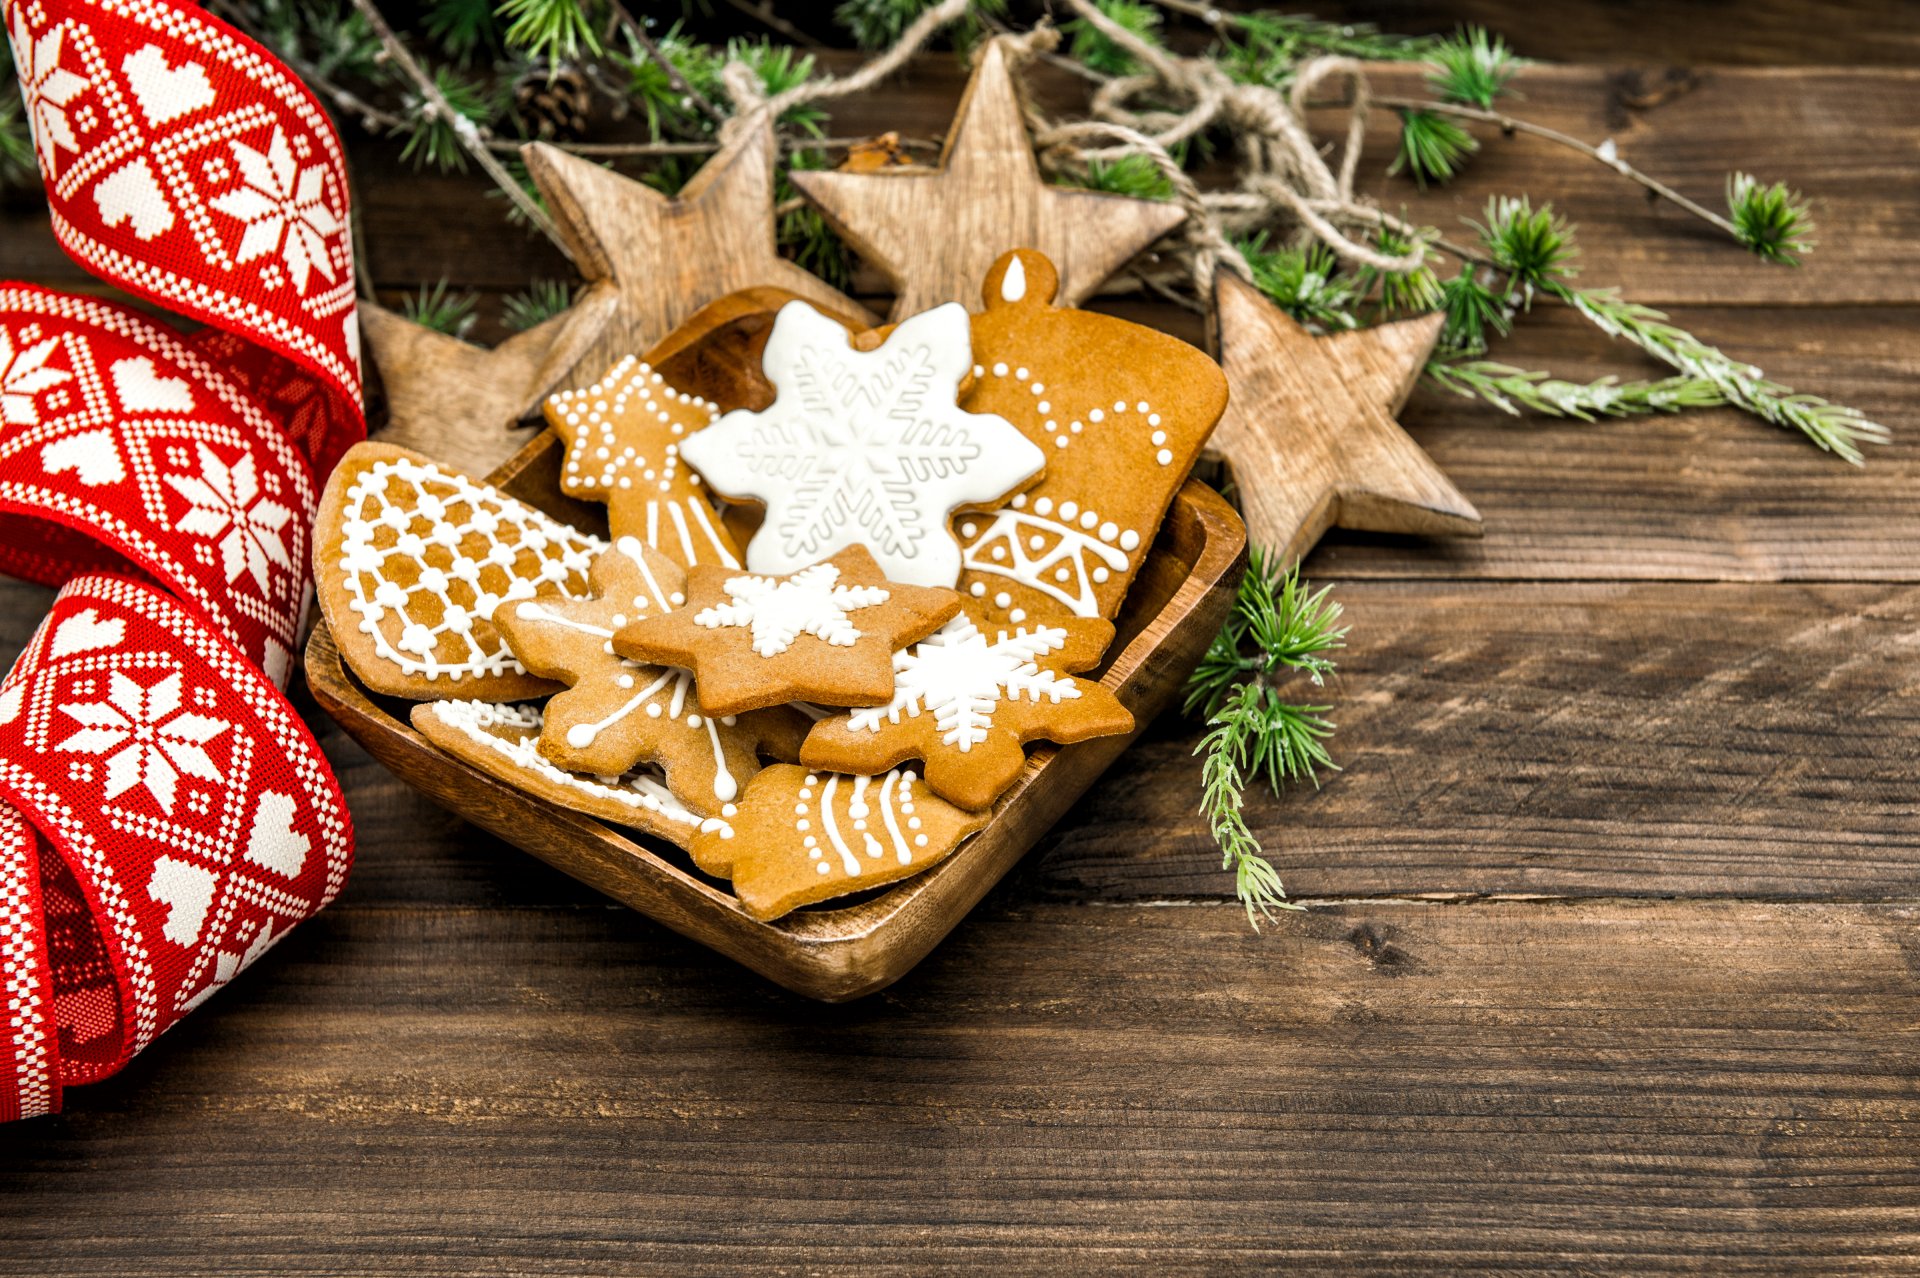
1426,25,1518,110
1355,225,1443,314
1188,549,1346,927
498,0,601,63
1069,153,1177,201
502,279,572,331
1066,0,1165,77
726,38,830,136
1154,0,1437,68
1727,171,1815,265
398,66,498,171
777,150,851,288
0,41,34,192
401,280,478,336
835,0,1004,50
1390,108,1478,187
1236,235,1359,331
1437,270,1510,353
1426,359,1724,420
610,0,723,127
421,0,497,65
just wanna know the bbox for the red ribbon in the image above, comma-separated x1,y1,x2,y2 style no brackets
2,0,362,1119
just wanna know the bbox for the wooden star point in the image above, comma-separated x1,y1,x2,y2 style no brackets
361,286,616,473
523,113,877,385
790,39,1187,320
1210,270,1482,566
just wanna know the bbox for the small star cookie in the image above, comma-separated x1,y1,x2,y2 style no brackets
545,356,742,569
677,299,1046,588
493,535,807,817
687,764,990,920
613,544,962,717
799,614,1134,811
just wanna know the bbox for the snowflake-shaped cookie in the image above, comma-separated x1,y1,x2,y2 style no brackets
677,300,1045,588
617,545,961,716
799,614,1134,810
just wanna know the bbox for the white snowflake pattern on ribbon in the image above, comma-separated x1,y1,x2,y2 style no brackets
163,441,294,597
55,669,230,813
0,326,70,426
8,11,89,180
208,126,342,294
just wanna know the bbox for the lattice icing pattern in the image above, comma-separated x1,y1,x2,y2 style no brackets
687,764,990,921
545,355,740,569
953,250,1229,629
316,443,603,698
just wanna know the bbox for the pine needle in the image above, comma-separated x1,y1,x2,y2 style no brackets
401,280,478,337
1727,172,1816,265
502,279,572,331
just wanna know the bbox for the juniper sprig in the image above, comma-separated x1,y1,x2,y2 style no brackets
400,280,478,337
1727,172,1816,265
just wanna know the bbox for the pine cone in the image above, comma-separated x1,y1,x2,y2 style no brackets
513,60,591,142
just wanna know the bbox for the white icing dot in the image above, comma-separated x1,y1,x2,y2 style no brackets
1092,567,1110,584
1079,511,1098,530
1114,400,1127,413
1031,383,1045,395
1016,367,1029,380
1136,401,1150,413
646,704,663,717
816,862,830,874
1011,493,1027,509
1028,535,1045,551
1059,501,1078,520
972,364,984,378
1148,413,1161,426
1055,436,1069,448
994,591,1011,608
1009,609,1026,623
960,521,977,538
1089,409,1104,423
1156,449,1174,465
1151,430,1167,446
686,714,702,728
795,803,808,815
1055,567,1071,582
1069,421,1083,434
992,362,1008,377
914,834,928,847
1099,521,1119,541
1038,402,1051,415
1033,497,1053,516
1120,530,1141,551
970,582,986,597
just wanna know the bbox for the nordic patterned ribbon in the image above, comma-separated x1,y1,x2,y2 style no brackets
1,0,362,1119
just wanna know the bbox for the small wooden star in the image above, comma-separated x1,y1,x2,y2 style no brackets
614,545,963,717
523,112,877,386
789,39,1187,321
1210,270,1483,566
361,287,616,475
493,535,806,817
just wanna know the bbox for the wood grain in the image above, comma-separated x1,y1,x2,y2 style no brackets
3,898,1917,1274
1211,270,1480,565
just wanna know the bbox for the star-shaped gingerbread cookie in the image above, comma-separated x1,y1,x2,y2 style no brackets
613,544,962,716
799,614,1134,811
544,355,742,569
687,764,991,920
492,535,806,817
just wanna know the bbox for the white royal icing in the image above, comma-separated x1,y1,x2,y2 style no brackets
678,301,1044,588
426,700,729,835
794,768,930,879
693,561,889,657
337,456,602,681
846,615,1081,750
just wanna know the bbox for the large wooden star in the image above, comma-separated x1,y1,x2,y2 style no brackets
523,112,876,386
361,285,616,475
1211,271,1482,565
789,39,1187,320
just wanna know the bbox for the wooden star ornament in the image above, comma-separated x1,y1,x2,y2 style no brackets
1210,271,1483,565
523,113,876,386
361,286,617,474
789,39,1187,320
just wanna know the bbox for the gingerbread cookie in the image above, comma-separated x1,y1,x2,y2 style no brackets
613,544,962,717
800,614,1133,811
677,298,1046,588
686,764,989,920
492,535,808,817
545,356,743,569
411,700,727,846
952,249,1229,629
315,442,603,700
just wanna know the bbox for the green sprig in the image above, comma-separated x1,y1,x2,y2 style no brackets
1069,153,1177,201
401,280,478,337
1727,172,1815,265
399,67,498,172
1390,108,1478,187
502,279,572,331
1188,549,1346,927
1067,0,1164,77
498,0,601,62
834,0,1004,50
1355,225,1443,314
1220,10,1436,83
1427,25,1518,109
1426,360,1724,420
1237,235,1359,331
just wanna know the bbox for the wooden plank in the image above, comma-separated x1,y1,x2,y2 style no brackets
7,65,1908,311
1308,303,1920,582
2,899,1917,1273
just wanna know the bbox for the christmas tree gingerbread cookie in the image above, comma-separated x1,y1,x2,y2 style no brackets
314,442,603,700
677,298,1046,588
800,614,1134,811
492,535,807,817
411,699,725,846
614,544,962,716
952,249,1229,629
544,355,741,569
686,764,990,920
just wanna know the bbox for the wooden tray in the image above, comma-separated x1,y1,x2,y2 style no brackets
306,431,1246,1000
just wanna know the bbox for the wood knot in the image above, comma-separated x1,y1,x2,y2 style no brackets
1345,922,1414,974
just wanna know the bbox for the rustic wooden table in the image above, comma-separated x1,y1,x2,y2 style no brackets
4,6,1919,1272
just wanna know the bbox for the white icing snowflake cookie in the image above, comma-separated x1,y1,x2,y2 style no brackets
677,299,1045,588
799,614,1134,810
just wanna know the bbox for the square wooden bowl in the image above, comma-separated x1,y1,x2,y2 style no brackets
306,431,1247,1000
